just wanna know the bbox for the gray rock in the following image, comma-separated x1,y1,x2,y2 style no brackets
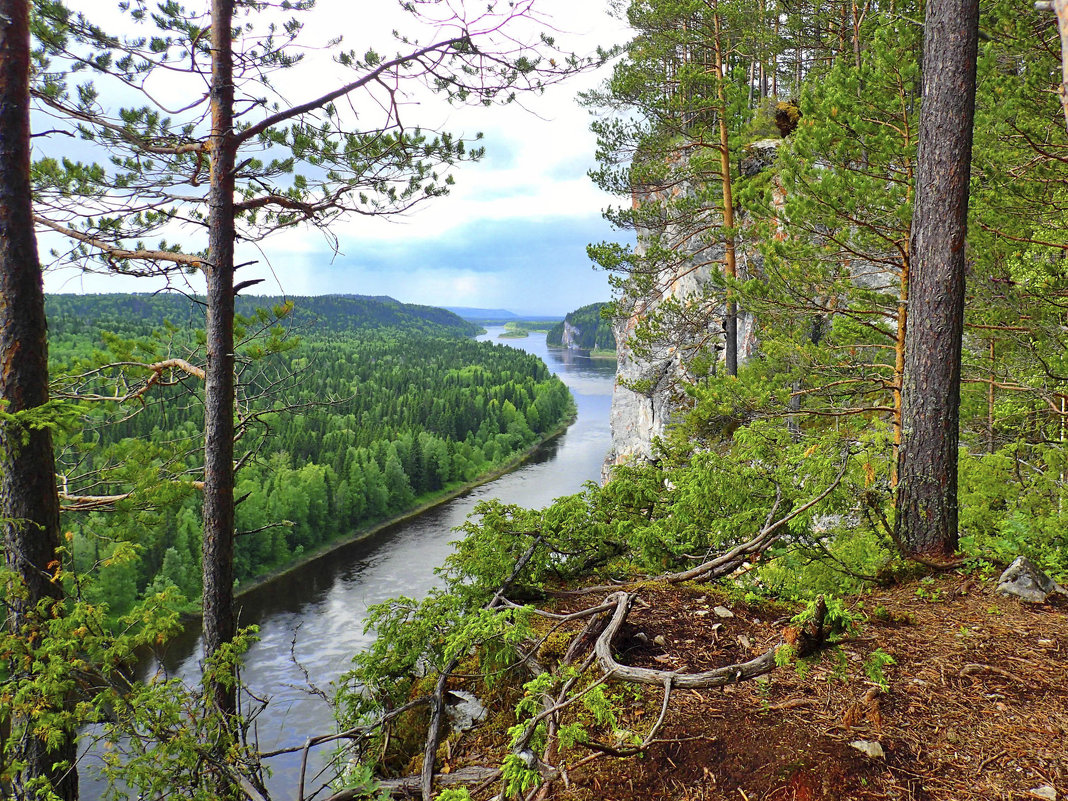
713,606,735,618
445,689,487,732
1030,785,1057,801
995,556,1068,604
740,138,781,177
849,740,885,759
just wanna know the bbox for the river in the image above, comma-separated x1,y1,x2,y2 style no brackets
81,327,616,798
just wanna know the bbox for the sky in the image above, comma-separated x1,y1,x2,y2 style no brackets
39,1,634,317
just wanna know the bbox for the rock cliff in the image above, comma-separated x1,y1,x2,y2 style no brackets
602,140,780,478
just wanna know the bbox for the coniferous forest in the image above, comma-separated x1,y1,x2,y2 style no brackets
1,0,1068,799
47,294,573,616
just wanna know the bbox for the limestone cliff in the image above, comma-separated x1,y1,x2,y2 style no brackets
602,140,780,478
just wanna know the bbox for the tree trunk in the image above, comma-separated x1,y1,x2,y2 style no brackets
0,1,78,796
712,3,739,377
203,0,238,718
895,0,979,557
890,255,908,489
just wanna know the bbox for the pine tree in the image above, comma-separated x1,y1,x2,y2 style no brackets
895,0,980,557
0,1,77,795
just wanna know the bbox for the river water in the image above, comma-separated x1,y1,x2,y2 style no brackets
81,328,616,798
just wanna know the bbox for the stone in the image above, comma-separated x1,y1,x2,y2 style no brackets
741,138,782,177
444,689,487,732
713,606,734,618
995,556,1068,604
849,740,885,759
653,634,667,647
1030,785,1057,801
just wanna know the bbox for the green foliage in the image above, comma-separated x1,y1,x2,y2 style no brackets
500,753,540,798
791,596,860,638
958,445,1068,580
863,649,896,691
45,294,574,619
331,763,392,801
0,557,270,800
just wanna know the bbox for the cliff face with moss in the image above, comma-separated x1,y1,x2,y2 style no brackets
602,140,781,478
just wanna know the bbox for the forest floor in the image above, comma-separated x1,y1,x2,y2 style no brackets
449,570,1067,801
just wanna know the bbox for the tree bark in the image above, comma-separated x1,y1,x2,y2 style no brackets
0,1,78,796
895,0,979,557
712,2,739,376
203,0,238,718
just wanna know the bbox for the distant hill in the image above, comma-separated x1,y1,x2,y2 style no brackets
546,302,616,352
444,306,520,321
46,294,481,338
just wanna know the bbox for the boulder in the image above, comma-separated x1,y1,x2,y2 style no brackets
995,556,1068,604
445,689,487,732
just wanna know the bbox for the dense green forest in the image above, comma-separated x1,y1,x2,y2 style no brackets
545,302,616,351
47,293,483,341
47,294,573,616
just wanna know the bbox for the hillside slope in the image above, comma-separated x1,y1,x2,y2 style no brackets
46,293,481,338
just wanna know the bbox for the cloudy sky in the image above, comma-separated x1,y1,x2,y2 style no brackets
41,1,633,317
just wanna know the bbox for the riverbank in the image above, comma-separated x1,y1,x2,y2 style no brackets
232,411,577,602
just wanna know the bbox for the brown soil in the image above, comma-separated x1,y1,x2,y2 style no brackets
450,572,1068,801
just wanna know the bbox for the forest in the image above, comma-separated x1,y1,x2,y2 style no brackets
0,0,1067,799
47,293,573,617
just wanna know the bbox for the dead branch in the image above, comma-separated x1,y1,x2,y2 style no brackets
57,358,205,404
960,663,1033,688
760,697,819,712
593,592,831,690
34,216,205,269
58,491,134,511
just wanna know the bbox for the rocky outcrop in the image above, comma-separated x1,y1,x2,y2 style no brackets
996,556,1068,604
547,302,616,352
602,141,780,478
561,320,581,349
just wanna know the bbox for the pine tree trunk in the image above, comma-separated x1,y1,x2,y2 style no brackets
712,4,739,377
0,2,77,796
203,0,237,718
895,0,979,557
891,255,908,489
